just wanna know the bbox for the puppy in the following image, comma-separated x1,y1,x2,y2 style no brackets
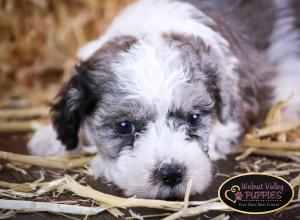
28,0,300,199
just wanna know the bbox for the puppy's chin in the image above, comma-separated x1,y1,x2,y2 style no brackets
125,181,210,200
91,143,212,199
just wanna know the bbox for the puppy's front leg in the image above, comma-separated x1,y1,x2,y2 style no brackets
27,124,79,156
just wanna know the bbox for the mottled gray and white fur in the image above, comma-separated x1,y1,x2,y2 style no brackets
28,0,300,199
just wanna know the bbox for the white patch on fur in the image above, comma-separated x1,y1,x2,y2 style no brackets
27,124,68,156
270,59,300,121
27,124,87,156
268,0,300,121
268,0,299,63
77,0,228,61
91,120,212,198
208,121,241,161
112,38,200,114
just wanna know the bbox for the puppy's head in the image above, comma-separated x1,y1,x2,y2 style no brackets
51,33,234,199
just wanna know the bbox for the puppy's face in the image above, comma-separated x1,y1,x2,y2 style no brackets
52,34,233,199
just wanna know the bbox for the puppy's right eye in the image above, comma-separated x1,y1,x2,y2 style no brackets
187,114,200,127
115,121,136,134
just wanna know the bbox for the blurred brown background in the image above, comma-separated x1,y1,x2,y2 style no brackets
0,0,133,108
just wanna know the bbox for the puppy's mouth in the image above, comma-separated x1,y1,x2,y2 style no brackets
146,161,189,199
149,182,188,200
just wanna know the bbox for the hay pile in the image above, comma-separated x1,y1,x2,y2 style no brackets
0,153,228,219
0,0,133,107
237,96,300,165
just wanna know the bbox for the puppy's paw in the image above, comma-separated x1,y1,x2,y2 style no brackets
208,121,241,161
90,155,105,179
27,124,67,156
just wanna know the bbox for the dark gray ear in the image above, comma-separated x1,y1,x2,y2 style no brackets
198,52,235,123
202,65,233,123
51,35,138,151
51,65,98,150
164,33,235,123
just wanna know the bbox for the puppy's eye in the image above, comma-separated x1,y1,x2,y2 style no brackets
188,114,200,127
115,121,136,134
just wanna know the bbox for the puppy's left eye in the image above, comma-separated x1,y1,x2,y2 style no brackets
188,114,200,127
115,121,136,134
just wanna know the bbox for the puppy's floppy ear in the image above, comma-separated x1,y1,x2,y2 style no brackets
195,40,235,123
51,35,137,151
203,64,233,123
51,65,98,150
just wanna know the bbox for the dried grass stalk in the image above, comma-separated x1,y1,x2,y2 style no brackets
251,120,300,138
0,210,18,219
235,148,255,161
36,178,66,195
262,169,300,176
106,207,124,218
243,137,300,150
0,180,40,192
183,178,193,209
290,173,300,188
126,213,174,219
0,199,105,216
162,202,228,220
0,172,45,194
64,176,182,210
0,189,38,198
0,107,49,120
0,121,43,133
188,197,219,206
235,148,300,163
264,95,291,126
0,151,94,169
5,163,28,175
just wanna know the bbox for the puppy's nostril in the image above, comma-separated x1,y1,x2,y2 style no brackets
156,163,186,187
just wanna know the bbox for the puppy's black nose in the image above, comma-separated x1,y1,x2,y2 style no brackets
156,163,186,187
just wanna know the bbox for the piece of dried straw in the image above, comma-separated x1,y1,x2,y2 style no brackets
290,173,300,188
162,202,228,220
243,136,300,151
0,150,94,169
251,120,300,138
264,95,292,126
183,178,193,209
0,199,105,216
0,107,49,120
236,148,300,163
64,175,182,210
0,121,43,133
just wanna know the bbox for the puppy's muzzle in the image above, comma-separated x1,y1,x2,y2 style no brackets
155,162,186,187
